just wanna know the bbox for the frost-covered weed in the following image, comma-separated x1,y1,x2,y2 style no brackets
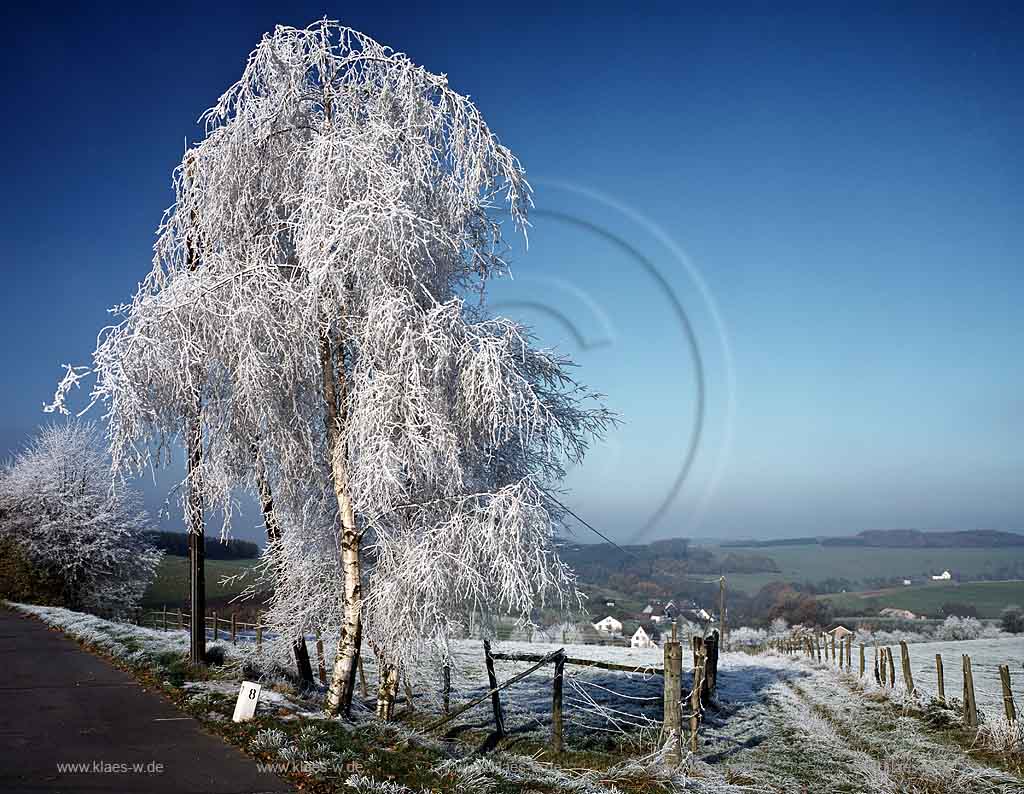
976,716,1024,756
251,728,288,753
345,776,417,794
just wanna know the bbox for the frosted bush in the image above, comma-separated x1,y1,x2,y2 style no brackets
935,616,984,641
0,422,161,616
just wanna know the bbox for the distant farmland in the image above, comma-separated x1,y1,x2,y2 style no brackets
709,542,1024,590
818,580,1024,619
142,555,259,607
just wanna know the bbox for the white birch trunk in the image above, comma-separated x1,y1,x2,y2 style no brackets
321,333,363,717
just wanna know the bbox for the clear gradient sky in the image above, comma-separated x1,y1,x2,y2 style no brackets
1,2,1021,544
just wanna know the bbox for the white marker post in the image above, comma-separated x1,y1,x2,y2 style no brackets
232,681,262,723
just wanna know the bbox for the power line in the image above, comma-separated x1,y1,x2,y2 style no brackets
541,488,640,561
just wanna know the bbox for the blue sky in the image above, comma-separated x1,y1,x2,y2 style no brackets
1,2,1021,544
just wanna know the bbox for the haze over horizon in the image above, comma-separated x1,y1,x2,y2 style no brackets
1,3,1021,545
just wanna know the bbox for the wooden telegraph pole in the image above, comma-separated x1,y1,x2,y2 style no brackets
718,576,727,649
184,155,206,669
187,415,206,667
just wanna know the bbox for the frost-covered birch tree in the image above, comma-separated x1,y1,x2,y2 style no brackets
0,422,162,616
51,20,613,716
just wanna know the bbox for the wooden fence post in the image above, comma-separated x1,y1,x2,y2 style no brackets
935,654,945,702
831,632,836,664
316,633,327,686
662,638,682,763
177,607,183,630
963,654,978,727
859,644,865,678
999,665,1017,723
358,656,369,698
442,663,451,715
690,640,706,754
846,637,852,670
483,640,505,738
162,605,168,631
873,646,881,685
551,651,565,754
899,641,915,696
403,676,416,710
212,611,218,641
255,622,263,650
230,613,237,645
887,647,896,688
703,631,719,704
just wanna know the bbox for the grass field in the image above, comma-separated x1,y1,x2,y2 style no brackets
818,579,1024,618
710,543,1024,589
142,554,258,607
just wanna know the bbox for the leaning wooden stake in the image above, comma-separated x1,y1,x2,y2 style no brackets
483,640,505,738
999,664,1017,723
425,649,563,734
935,654,945,702
899,641,915,696
962,654,978,727
441,664,451,714
887,647,896,688
859,644,865,678
846,637,852,669
551,652,566,754
212,611,219,641
230,613,237,645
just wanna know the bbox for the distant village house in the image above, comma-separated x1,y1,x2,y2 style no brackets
630,625,660,649
593,616,623,635
931,570,952,581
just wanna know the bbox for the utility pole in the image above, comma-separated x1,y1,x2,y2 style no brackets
718,576,727,649
185,154,205,668
187,416,205,667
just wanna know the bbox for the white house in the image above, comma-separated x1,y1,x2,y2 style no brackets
641,604,655,614
630,625,660,649
902,579,912,586
593,616,623,635
931,570,952,581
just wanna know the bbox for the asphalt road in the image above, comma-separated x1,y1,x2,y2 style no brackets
0,607,292,793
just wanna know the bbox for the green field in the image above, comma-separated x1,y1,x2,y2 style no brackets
818,579,1024,619
710,543,1024,589
143,555,259,607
